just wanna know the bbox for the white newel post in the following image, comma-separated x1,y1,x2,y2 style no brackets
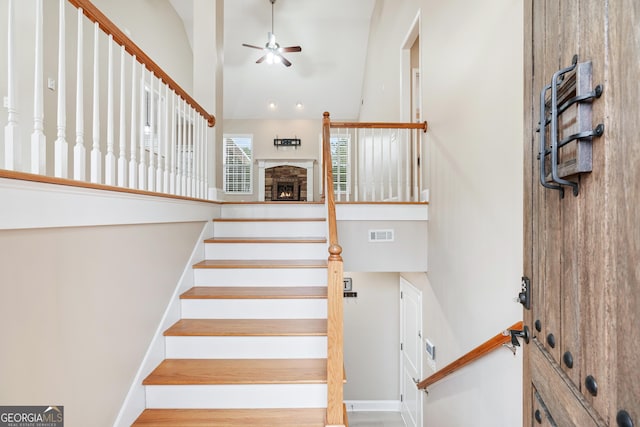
54,0,68,178
31,0,46,174
128,57,138,189
4,0,19,171
105,35,116,185
90,22,101,183
73,7,86,180
117,45,127,187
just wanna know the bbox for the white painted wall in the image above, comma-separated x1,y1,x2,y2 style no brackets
359,0,524,425
0,221,205,426
343,272,400,402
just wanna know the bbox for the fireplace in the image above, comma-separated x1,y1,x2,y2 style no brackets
265,165,307,201
258,159,315,202
273,179,300,201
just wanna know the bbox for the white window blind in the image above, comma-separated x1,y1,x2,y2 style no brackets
223,135,253,193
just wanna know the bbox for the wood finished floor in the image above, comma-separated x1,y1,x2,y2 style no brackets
132,408,327,426
180,286,327,299
142,358,328,385
193,259,328,269
164,318,327,336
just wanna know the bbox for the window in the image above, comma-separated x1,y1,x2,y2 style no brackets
330,135,350,194
223,135,253,193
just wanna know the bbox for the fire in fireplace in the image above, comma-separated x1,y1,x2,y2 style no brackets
273,179,300,201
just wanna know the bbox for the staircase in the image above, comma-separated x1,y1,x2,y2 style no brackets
133,203,338,426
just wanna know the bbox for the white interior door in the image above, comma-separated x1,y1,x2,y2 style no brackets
400,277,422,427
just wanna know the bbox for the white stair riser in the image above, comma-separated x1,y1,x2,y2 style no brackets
181,299,327,319
220,204,326,219
145,384,327,409
165,336,327,359
213,221,326,238
194,268,327,286
204,243,328,260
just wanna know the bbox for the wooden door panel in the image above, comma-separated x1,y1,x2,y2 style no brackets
533,387,558,427
524,0,639,425
530,340,606,427
607,0,640,423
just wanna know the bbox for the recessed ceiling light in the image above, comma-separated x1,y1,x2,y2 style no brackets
268,102,277,109
295,102,304,109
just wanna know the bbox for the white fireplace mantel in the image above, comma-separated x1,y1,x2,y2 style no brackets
257,159,316,202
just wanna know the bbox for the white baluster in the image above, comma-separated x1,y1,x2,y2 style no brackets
163,85,170,193
155,78,163,193
174,98,182,195
169,91,176,194
198,116,204,198
4,0,19,171
180,101,187,196
186,106,193,197
397,130,402,201
413,129,419,201
388,130,394,200
138,67,146,190
147,74,156,192
405,130,411,201
54,0,68,178
378,130,384,200
73,7,85,181
128,56,137,189
354,129,360,202
90,22,101,183
31,0,46,174
105,35,115,185
192,111,198,198
117,45,127,187
203,116,208,199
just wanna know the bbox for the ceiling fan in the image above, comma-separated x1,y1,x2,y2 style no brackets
242,0,302,67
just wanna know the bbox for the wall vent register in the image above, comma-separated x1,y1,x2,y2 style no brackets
368,229,394,242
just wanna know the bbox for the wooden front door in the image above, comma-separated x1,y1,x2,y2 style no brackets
523,1,639,426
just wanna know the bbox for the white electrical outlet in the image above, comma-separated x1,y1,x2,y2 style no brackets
47,78,56,91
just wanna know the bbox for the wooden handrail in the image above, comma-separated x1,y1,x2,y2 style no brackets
330,121,428,133
323,112,344,426
66,0,215,127
417,321,523,390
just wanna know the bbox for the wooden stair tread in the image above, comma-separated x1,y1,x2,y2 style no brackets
143,359,327,385
181,286,327,299
164,319,327,336
213,217,326,222
193,259,328,269
132,408,326,426
204,236,327,244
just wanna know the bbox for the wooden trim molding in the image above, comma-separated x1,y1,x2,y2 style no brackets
330,121,428,133
66,0,215,127
417,321,523,390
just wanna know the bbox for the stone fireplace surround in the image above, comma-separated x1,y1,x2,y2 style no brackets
257,159,315,202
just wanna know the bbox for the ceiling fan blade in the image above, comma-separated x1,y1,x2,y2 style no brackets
280,46,302,53
242,43,264,50
279,55,292,67
256,55,267,64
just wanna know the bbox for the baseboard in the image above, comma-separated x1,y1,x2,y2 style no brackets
344,400,401,412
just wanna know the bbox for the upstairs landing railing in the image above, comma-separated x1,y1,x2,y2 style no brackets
2,0,215,199
324,113,428,202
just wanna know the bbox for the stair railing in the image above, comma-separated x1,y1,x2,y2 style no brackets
324,115,428,202
2,0,215,199
417,321,525,391
322,112,345,426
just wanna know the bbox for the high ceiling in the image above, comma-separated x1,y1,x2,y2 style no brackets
170,0,376,121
